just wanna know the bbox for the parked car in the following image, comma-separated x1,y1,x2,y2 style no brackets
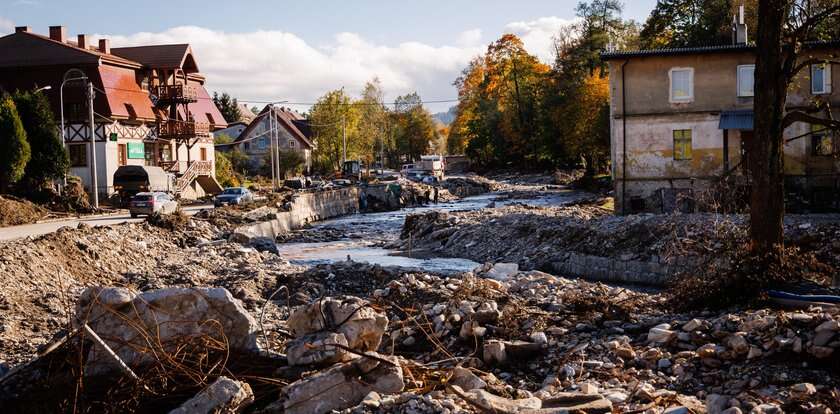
129,192,178,217
400,164,415,176
214,187,254,207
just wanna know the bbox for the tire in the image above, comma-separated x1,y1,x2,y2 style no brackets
130,213,138,218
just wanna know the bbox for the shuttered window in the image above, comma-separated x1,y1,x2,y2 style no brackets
673,129,692,160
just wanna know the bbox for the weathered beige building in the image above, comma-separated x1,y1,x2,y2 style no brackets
603,40,840,214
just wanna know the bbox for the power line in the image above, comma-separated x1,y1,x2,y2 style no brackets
81,84,459,106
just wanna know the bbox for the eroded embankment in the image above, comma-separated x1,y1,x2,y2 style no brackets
399,204,840,285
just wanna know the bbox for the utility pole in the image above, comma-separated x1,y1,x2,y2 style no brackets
87,81,99,208
342,112,347,166
269,105,276,190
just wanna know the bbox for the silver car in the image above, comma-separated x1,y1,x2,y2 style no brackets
129,192,178,217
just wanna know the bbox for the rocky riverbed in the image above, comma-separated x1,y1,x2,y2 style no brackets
2,175,840,413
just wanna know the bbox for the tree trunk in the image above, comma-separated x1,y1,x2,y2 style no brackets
749,0,788,253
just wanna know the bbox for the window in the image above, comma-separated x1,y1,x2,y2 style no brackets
737,65,755,97
811,63,832,94
258,137,267,150
200,147,208,161
669,68,694,102
812,124,834,156
673,129,693,160
206,113,216,126
69,144,87,167
289,139,296,148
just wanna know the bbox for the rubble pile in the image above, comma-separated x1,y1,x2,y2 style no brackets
441,176,497,198
399,204,840,273
0,220,303,365
0,195,47,227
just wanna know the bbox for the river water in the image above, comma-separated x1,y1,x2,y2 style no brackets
275,188,586,274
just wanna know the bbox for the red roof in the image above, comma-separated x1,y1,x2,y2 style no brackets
98,65,157,121
111,44,199,72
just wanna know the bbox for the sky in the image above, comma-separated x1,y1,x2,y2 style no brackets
0,0,657,112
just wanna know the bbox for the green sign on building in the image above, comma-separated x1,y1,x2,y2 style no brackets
127,142,145,159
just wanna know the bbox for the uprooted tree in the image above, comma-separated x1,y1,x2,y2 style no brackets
750,0,840,254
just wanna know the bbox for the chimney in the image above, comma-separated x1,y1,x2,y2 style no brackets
77,34,89,49
98,38,110,54
49,26,66,43
14,26,31,33
732,5,748,45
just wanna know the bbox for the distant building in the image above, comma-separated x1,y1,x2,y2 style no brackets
214,121,248,142
601,14,840,214
232,106,315,174
237,103,257,124
0,25,227,199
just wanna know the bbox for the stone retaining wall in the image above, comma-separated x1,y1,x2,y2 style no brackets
549,252,694,286
233,187,360,242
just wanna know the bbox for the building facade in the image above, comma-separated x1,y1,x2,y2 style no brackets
0,26,228,200
603,40,840,214
233,106,314,175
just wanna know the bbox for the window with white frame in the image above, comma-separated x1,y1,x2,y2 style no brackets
289,139,296,148
737,65,755,97
811,63,832,95
669,68,694,102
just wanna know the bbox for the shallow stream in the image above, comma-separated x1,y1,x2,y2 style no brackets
275,188,586,273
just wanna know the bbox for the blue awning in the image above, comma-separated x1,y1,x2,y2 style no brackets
719,110,754,131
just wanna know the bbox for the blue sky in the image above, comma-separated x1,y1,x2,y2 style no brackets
0,0,658,111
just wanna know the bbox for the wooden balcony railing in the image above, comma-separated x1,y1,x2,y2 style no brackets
157,120,210,140
154,84,198,103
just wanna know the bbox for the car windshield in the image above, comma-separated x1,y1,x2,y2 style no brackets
133,195,153,201
222,188,243,195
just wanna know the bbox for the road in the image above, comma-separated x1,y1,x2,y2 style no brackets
0,204,213,242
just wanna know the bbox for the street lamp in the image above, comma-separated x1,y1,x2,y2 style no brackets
35,85,52,93
60,68,98,208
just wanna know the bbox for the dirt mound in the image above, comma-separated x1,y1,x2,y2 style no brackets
0,195,47,227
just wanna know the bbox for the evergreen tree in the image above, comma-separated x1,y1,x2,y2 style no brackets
212,92,242,123
13,90,69,186
0,95,30,191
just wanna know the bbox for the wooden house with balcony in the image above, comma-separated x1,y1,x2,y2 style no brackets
0,26,226,200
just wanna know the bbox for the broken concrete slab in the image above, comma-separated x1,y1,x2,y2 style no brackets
449,366,487,390
286,296,388,353
169,376,253,414
285,331,350,366
274,353,404,414
75,286,259,375
452,386,613,414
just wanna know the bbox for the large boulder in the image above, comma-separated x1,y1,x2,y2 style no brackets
75,286,260,375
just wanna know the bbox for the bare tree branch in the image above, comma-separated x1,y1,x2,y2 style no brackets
790,56,840,76
790,4,840,41
783,110,840,129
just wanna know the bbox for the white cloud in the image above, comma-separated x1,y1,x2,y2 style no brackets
94,18,568,112
0,17,14,35
504,16,578,62
457,29,483,47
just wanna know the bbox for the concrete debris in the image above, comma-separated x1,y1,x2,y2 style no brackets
76,286,260,375
274,353,404,414
169,376,254,414
449,366,487,391
453,385,613,414
286,296,388,353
